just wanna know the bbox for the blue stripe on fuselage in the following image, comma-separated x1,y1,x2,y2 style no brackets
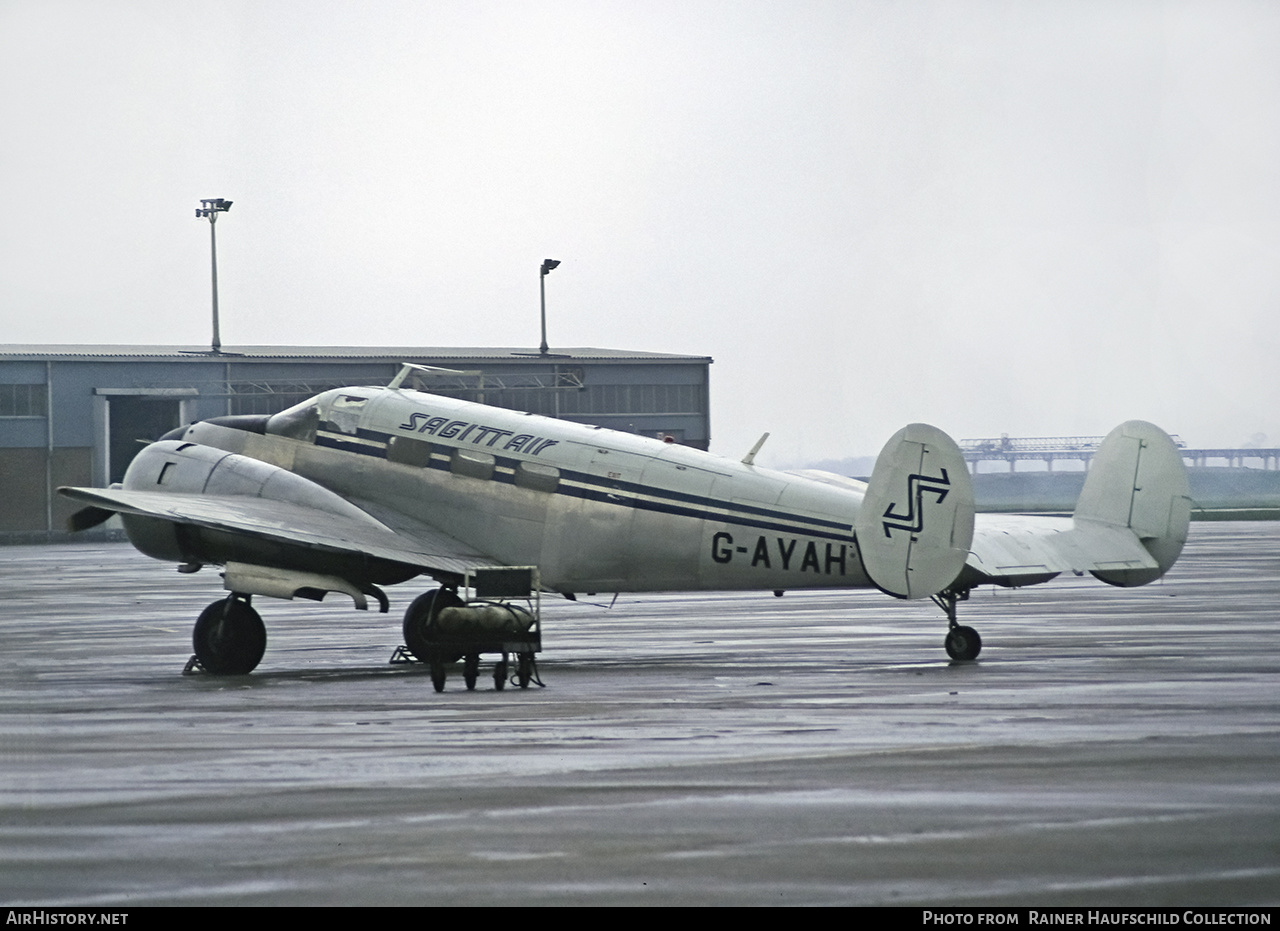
315,425,855,544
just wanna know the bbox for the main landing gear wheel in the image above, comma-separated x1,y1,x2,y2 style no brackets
945,625,982,661
193,596,266,675
402,587,462,663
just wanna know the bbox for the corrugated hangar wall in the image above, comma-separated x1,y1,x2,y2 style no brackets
0,346,712,538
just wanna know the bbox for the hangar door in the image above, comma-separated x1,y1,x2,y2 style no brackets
108,397,180,484
94,388,198,486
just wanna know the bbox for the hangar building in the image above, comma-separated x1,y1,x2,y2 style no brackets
0,345,712,539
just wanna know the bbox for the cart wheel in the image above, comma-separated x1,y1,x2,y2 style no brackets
464,654,479,690
517,653,532,689
430,656,447,693
493,656,508,691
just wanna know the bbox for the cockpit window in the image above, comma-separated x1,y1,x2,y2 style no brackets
266,396,323,443
326,394,368,436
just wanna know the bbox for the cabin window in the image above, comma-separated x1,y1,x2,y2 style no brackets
387,436,433,467
515,461,559,493
450,448,495,481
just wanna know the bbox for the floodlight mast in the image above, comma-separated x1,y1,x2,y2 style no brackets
539,258,560,355
195,198,233,353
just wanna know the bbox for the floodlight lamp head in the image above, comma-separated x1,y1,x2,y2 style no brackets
197,198,233,217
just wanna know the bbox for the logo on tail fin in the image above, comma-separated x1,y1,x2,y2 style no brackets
881,469,950,538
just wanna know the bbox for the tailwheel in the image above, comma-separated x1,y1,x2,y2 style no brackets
931,586,981,661
192,595,266,675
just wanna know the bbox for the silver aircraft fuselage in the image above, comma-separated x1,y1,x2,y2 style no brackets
177,385,874,595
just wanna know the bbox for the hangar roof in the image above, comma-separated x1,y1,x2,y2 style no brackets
0,345,712,364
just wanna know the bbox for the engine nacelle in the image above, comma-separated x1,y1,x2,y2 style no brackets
118,440,417,586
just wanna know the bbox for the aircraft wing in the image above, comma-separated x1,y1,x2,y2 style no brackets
58,486,500,579
967,513,1158,584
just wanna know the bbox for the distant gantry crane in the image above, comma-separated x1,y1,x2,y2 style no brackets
960,434,1279,472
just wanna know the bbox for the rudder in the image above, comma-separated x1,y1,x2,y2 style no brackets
855,423,975,599
1074,420,1191,587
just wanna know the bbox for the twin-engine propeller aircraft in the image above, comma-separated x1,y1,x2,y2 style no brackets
60,363,1192,682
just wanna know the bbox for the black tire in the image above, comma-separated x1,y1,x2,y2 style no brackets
463,654,479,690
402,588,462,662
430,656,447,693
517,653,532,689
493,658,507,691
193,598,266,675
945,625,982,661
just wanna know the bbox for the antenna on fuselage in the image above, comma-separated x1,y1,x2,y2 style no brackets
742,432,770,466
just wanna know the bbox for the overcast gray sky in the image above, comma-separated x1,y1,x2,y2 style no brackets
2,0,1277,466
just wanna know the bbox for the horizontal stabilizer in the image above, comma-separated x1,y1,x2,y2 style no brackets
966,512,1158,587
854,423,974,599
